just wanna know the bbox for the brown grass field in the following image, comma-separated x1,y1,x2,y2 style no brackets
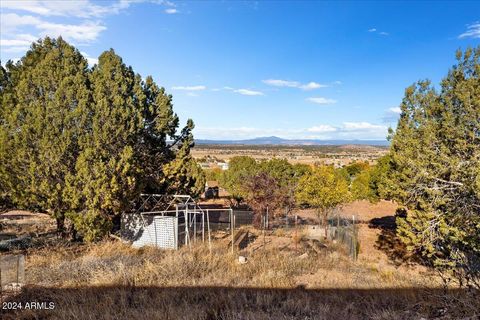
1,201,479,319
191,144,388,166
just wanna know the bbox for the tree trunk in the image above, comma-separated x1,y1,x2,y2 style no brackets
324,212,328,239
56,215,66,238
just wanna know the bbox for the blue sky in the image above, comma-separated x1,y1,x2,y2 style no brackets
1,1,479,140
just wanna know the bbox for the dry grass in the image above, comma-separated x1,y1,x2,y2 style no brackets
1,237,478,319
1,203,479,319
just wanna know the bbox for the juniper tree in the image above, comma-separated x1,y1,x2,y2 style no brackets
66,49,204,241
0,38,204,241
0,38,90,233
389,47,480,288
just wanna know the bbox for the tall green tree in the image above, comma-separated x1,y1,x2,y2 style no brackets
296,165,351,236
222,156,258,205
389,47,480,288
1,38,90,233
0,37,204,241
64,49,143,240
0,63,12,208
66,49,202,241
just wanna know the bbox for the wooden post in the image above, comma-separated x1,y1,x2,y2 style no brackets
266,206,269,230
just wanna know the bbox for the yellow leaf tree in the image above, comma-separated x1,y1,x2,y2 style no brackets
296,165,351,237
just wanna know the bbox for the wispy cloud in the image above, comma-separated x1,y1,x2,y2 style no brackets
165,8,178,14
172,85,207,91
263,79,299,88
299,82,327,90
382,106,402,123
263,79,328,91
388,107,401,114
307,125,337,133
0,1,177,56
234,89,264,96
368,27,389,36
81,51,98,66
306,97,337,105
459,21,480,39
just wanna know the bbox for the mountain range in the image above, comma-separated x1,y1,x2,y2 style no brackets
195,136,389,146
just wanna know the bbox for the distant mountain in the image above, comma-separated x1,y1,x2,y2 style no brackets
195,136,389,146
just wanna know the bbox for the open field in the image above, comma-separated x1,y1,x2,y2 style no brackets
1,201,478,319
192,144,388,166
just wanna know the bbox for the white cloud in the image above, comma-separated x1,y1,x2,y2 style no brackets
0,0,139,18
306,97,337,105
0,13,105,43
0,1,177,58
307,125,337,133
262,79,299,88
165,8,178,14
172,85,207,91
38,20,107,42
342,122,385,131
81,51,98,66
382,106,402,123
299,82,328,90
234,89,264,96
388,107,401,114
263,79,328,90
0,33,37,47
332,80,342,85
368,28,389,36
459,22,480,39
194,121,388,140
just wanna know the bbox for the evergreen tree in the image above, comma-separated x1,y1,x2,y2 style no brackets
389,47,480,288
0,38,204,241
1,38,90,233
222,156,258,205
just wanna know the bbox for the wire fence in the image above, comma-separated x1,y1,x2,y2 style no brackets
329,215,359,260
0,254,25,291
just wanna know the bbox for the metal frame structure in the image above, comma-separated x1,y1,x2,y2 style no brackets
132,194,234,250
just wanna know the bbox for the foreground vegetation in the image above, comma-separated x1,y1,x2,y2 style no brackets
1,239,477,319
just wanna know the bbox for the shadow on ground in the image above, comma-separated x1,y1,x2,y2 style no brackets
369,215,413,265
1,285,479,320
